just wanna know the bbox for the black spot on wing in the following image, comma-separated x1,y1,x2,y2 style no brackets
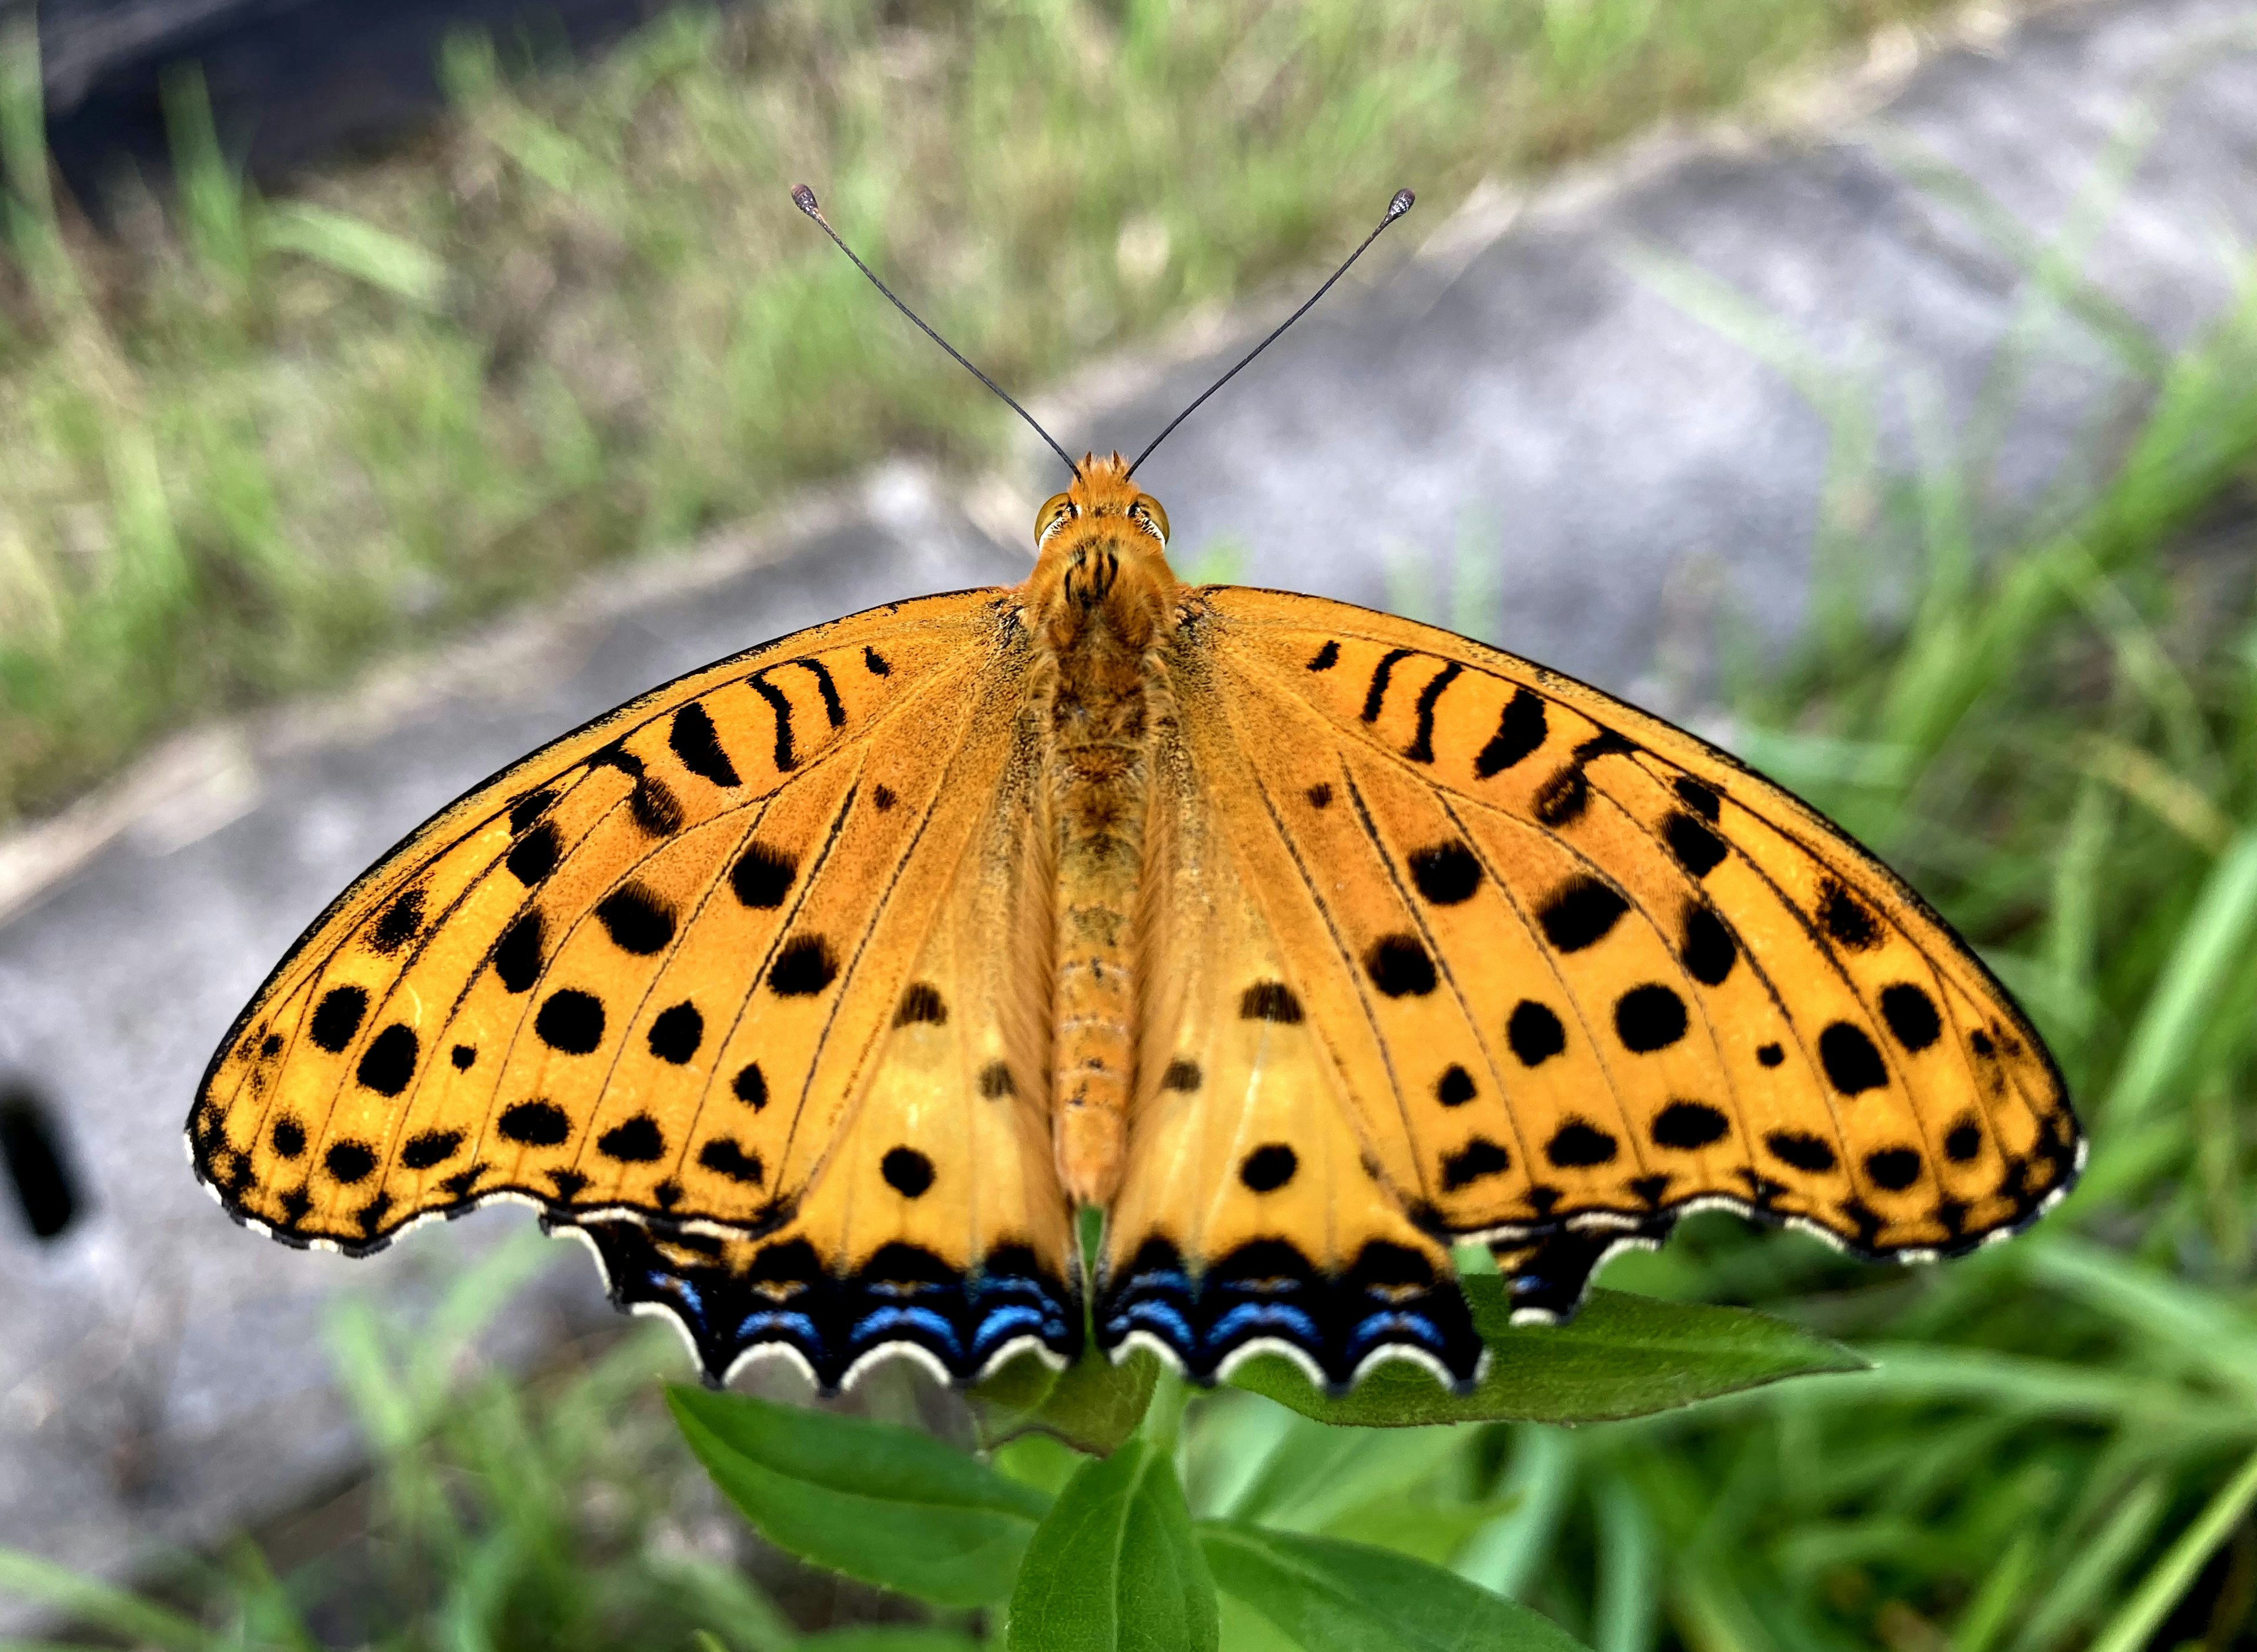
1361,648,1415,723
1880,983,1942,1052
1651,1101,1727,1150
1664,812,1727,877
508,789,557,834
1615,984,1687,1053
1819,1022,1887,1095
1817,879,1881,951
789,658,846,728
895,982,947,1026
1305,782,1333,809
356,1024,418,1096
980,1061,1017,1098
1672,776,1721,820
1475,689,1546,778
494,912,543,993
1435,1065,1476,1107
732,1063,768,1110
1538,876,1628,952
1682,902,1737,985
882,1147,935,1198
500,1100,572,1146
748,673,797,770
731,842,797,909
1533,764,1588,826
1508,1000,1566,1067
1160,1059,1200,1093
1365,934,1437,997
272,1117,306,1158
1240,1144,1297,1192
1442,1137,1511,1190
324,1140,376,1184
402,1129,463,1170
451,1043,477,1070
1574,729,1640,762
1240,981,1304,1023
1546,1122,1618,1168
1865,1147,1923,1191
699,1138,764,1184
594,884,676,955
1756,1041,1784,1067
507,821,561,886
1408,840,1481,904
863,645,891,676
310,986,369,1053
370,889,424,954
535,990,607,1054
1766,1130,1836,1172
1306,639,1340,671
669,702,741,789
769,936,838,997
648,1001,704,1064
597,1115,667,1162
629,776,682,836
1404,662,1462,763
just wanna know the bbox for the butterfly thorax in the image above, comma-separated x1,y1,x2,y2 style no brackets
1022,454,1181,1204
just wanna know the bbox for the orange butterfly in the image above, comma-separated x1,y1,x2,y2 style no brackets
189,189,2081,1396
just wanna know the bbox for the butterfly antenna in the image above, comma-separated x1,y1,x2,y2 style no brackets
1126,188,1414,480
792,185,1080,480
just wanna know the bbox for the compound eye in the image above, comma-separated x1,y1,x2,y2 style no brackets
1131,495,1170,544
1036,492,1076,545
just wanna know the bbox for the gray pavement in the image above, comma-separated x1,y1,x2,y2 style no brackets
3,0,2254,1605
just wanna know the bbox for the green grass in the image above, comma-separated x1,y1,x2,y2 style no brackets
0,0,1958,826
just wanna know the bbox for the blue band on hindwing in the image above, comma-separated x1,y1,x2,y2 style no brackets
1095,1235,1484,1392
561,1218,1080,1390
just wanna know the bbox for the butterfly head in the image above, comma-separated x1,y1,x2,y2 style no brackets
1035,451,1170,553
1026,453,1177,626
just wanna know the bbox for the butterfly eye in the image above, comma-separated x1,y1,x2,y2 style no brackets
1036,493,1077,545
1130,495,1170,544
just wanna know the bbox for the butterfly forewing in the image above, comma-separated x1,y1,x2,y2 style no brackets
1182,589,2078,1284
190,595,1031,1262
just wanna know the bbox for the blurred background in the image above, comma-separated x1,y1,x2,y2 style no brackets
3,0,2256,1646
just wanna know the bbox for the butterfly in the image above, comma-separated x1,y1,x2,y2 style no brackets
188,187,2082,1397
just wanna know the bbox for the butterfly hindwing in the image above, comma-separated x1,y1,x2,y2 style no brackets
1099,711,1484,1390
190,590,1079,1388
1144,588,2076,1323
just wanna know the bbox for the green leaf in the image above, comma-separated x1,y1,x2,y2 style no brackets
976,1347,1161,1456
1200,1523,1591,1651
1229,1285,1865,1426
1009,1438,1217,1652
669,1386,1049,1606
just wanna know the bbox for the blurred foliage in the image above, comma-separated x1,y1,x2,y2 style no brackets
0,0,1955,825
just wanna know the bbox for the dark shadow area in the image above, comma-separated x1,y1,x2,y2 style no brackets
0,1081,82,1241
41,0,709,204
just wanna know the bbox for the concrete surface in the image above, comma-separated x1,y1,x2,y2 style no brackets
2,0,2255,1606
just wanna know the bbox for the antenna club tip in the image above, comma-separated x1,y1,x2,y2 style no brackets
1387,187,1415,220
791,183,821,216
